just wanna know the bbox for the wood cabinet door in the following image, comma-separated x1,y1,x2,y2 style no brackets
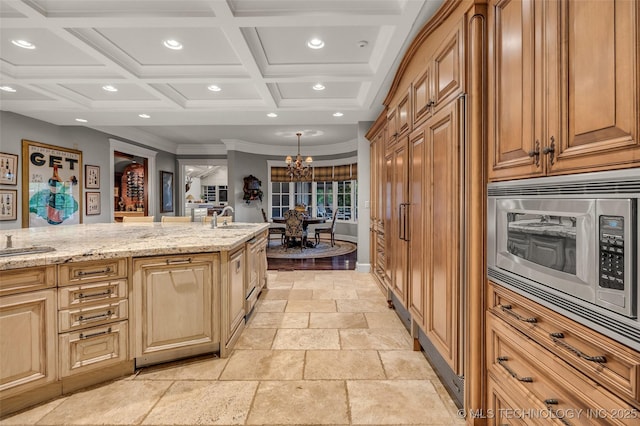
426,103,460,373
0,289,57,398
133,255,215,357
226,248,245,342
412,66,433,128
408,129,426,325
433,20,464,110
383,153,394,286
397,92,411,136
547,0,640,174
391,138,409,307
488,0,544,180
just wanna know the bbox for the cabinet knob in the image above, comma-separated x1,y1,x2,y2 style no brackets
543,136,556,165
528,140,541,167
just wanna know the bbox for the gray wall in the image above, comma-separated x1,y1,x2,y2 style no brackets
356,121,372,271
0,111,176,229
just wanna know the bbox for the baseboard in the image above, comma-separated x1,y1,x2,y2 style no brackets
356,263,371,273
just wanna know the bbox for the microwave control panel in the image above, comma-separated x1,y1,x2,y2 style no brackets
599,215,625,291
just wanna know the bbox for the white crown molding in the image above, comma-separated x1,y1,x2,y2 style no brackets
176,144,228,156
221,138,357,156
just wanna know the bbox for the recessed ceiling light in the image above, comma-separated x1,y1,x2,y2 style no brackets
312,83,325,91
207,85,221,92
0,86,17,93
11,39,35,49
267,113,278,118
102,85,118,92
75,118,87,123
357,40,369,48
138,113,150,119
307,38,325,49
333,112,344,117
163,39,183,50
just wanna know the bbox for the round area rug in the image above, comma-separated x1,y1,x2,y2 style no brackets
266,239,357,259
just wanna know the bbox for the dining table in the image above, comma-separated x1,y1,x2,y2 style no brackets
271,215,326,247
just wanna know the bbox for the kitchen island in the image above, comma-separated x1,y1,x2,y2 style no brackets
0,222,269,417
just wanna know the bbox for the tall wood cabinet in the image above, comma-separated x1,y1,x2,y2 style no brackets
488,0,640,181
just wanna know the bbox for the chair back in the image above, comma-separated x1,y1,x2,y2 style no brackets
330,209,339,230
283,209,304,238
122,215,154,223
161,216,191,223
260,208,268,223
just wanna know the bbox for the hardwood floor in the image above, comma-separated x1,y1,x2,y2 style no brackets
267,250,357,271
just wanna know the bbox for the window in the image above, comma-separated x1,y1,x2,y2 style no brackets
294,181,312,214
315,181,333,218
271,182,289,218
337,180,353,220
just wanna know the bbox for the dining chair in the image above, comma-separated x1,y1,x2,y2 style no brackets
161,216,191,223
261,208,285,245
122,215,154,223
315,209,338,247
283,209,307,251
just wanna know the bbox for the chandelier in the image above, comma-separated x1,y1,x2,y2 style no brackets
285,132,313,180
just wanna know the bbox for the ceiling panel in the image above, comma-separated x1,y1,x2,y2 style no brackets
0,2,25,18
0,84,56,100
275,82,360,99
228,0,404,16
27,1,215,17
0,28,102,65
168,82,261,100
58,83,161,101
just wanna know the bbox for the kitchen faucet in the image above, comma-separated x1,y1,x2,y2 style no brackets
220,206,234,226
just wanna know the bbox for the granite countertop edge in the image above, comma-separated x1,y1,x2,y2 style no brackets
0,222,270,271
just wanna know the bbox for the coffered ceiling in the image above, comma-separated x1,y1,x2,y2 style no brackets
0,0,443,154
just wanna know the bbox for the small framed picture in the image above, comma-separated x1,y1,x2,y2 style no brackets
85,165,100,189
0,152,18,185
0,189,17,221
86,192,101,215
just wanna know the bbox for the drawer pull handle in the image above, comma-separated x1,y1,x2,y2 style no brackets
500,304,537,323
544,399,572,426
497,356,533,382
77,266,112,277
79,327,112,340
549,332,606,363
79,310,112,322
78,289,112,299
166,258,192,265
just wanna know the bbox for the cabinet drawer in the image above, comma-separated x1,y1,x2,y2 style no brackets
59,320,128,377
0,266,55,297
58,258,127,286
488,312,639,425
58,280,127,309
489,282,640,405
58,300,128,333
487,373,541,426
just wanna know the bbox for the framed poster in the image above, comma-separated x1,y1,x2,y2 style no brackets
85,164,100,189
0,152,18,185
22,140,83,228
0,189,17,221
86,192,100,215
160,170,174,213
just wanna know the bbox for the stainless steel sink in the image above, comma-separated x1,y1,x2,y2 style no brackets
0,246,56,257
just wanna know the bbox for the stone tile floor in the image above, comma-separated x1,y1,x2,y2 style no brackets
1,270,465,425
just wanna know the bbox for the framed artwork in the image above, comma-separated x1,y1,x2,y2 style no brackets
22,139,83,228
0,189,17,221
160,170,174,213
0,152,18,185
86,192,100,215
85,165,100,189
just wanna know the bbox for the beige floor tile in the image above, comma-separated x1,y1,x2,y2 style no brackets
287,289,314,299
308,312,367,329
254,299,287,313
312,288,359,300
379,350,439,380
246,312,309,328
364,312,406,329
432,379,466,425
340,329,412,350
142,380,258,425
220,350,304,380
285,299,336,312
348,380,454,425
37,380,171,425
355,288,386,300
291,280,334,290
246,380,348,425
333,279,379,290
260,289,291,300
272,329,340,350
336,299,392,313
305,350,385,379
134,354,228,381
0,396,68,425
234,328,276,349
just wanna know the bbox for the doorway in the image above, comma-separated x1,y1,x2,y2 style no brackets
177,159,227,216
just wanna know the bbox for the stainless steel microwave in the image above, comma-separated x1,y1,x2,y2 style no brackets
487,170,640,348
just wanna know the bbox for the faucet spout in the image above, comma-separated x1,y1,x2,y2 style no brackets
220,206,234,216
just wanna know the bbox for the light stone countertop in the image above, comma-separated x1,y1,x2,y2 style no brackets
0,222,270,271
